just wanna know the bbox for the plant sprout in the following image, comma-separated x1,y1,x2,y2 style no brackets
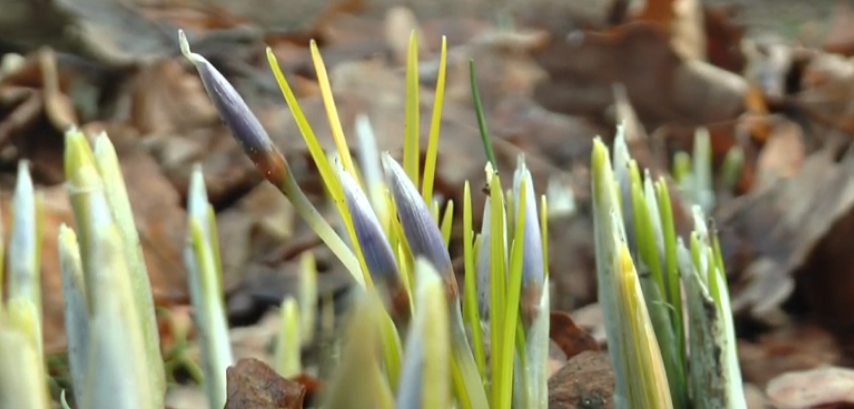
594,128,747,409
0,26,750,409
181,27,553,409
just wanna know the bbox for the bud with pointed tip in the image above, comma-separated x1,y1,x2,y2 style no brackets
475,196,493,321
512,155,545,325
178,30,288,189
382,152,457,298
334,161,409,318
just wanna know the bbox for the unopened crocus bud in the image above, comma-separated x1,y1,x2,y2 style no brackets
475,196,492,321
512,155,545,325
382,153,457,297
334,162,409,317
178,30,287,188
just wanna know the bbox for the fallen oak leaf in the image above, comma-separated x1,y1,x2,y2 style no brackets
767,366,854,409
547,351,615,409
629,0,707,61
549,311,599,360
225,358,306,409
823,0,854,57
533,22,746,131
703,5,746,72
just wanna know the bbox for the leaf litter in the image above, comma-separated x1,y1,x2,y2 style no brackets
2,0,854,406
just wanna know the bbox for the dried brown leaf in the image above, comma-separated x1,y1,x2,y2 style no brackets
225,358,306,409
547,351,615,409
739,324,841,389
767,366,854,408
534,22,746,131
549,311,599,360
130,59,218,135
630,0,707,60
823,1,854,57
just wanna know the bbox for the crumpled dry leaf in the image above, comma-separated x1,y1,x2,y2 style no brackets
629,0,707,61
549,311,599,360
130,58,219,135
796,51,854,133
822,0,854,57
703,5,746,73
533,22,747,131
720,148,854,325
224,357,306,409
547,351,615,409
767,366,854,409
754,116,806,190
0,47,85,183
739,323,841,390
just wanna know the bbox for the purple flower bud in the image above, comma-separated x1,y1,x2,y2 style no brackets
475,197,493,321
512,155,545,288
382,153,457,297
179,30,287,188
513,155,545,324
334,163,404,291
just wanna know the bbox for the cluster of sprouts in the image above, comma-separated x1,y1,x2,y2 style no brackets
0,28,747,409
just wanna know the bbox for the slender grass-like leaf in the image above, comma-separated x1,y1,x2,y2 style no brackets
539,195,549,279
449,305,490,409
721,146,744,193
355,114,391,232
58,225,89,407
672,152,691,187
309,40,357,179
496,175,528,409
299,251,317,346
0,302,50,409
84,224,153,409
629,167,687,408
422,36,447,205
692,128,714,212
440,200,454,247
7,160,43,359
274,297,301,378
488,170,507,404
655,179,685,366
395,258,451,409
185,165,233,409
93,133,164,399
322,290,394,409
470,60,496,170
613,235,672,409
591,139,628,404
404,31,421,187
462,181,487,379
263,47,373,288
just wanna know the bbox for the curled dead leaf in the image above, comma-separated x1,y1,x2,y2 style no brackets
767,366,854,409
549,311,599,360
225,358,306,409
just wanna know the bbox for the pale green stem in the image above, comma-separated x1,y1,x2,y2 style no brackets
93,133,164,399
84,224,153,409
7,160,43,360
274,297,302,378
185,165,234,409
58,225,90,407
